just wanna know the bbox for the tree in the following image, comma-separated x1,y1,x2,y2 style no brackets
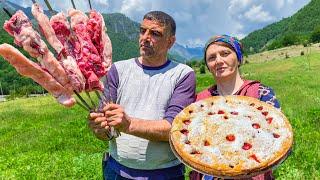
282,33,299,46
310,26,320,43
199,65,206,74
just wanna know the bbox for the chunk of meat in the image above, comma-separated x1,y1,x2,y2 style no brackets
50,12,86,92
87,10,112,71
68,9,104,91
3,10,73,94
0,43,75,107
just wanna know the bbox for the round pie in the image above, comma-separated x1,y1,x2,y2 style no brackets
170,96,293,178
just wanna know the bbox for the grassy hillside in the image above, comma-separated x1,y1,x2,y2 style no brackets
1,52,319,179
242,0,320,53
244,43,320,63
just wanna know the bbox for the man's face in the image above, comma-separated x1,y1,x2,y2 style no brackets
139,19,174,59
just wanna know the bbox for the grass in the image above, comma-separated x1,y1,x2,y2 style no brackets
1,52,320,179
0,96,107,179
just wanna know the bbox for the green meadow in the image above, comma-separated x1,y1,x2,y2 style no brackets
0,53,320,179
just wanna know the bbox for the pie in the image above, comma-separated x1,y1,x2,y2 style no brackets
170,96,293,178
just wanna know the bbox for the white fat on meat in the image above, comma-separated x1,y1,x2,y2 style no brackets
3,10,73,94
0,43,75,107
50,12,86,92
68,9,89,29
31,3,64,53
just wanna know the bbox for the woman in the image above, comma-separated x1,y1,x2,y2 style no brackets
190,35,280,180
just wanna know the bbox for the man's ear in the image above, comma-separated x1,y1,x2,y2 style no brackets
167,35,176,49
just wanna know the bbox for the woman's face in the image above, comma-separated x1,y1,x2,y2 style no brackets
205,43,239,80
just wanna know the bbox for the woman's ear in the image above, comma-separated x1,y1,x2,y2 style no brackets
237,61,241,68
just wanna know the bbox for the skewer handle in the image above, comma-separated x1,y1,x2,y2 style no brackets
2,7,12,17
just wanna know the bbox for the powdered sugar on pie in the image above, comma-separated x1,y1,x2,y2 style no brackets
170,96,293,178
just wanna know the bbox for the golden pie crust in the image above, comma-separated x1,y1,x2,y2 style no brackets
170,96,293,178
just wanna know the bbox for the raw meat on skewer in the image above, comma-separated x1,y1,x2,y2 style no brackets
0,43,75,107
68,9,105,91
31,3,64,53
3,10,73,93
87,10,112,72
32,4,85,92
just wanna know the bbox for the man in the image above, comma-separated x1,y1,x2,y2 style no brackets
88,11,196,179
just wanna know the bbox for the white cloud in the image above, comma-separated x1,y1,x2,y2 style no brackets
287,0,295,4
95,0,109,6
228,0,252,12
275,0,285,9
5,0,311,47
244,5,275,22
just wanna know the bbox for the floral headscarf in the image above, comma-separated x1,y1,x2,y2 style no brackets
204,34,243,64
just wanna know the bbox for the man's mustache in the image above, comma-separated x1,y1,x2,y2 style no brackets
140,42,152,48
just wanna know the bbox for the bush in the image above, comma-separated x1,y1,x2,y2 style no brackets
310,26,320,43
282,33,299,46
199,65,206,74
303,40,309,47
285,53,290,59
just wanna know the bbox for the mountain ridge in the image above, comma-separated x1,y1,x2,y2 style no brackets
241,0,320,53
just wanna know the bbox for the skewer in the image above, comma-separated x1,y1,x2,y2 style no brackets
1,7,90,111
38,0,96,111
88,0,92,10
70,0,76,9
84,0,120,138
84,0,108,105
2,7,12,17
95,90,102,101
74,90,92,111
76,100,90,111
85,91,97,110
43,0,55,16
43,0,53,11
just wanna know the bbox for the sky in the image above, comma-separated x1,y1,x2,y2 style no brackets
6,0,311,47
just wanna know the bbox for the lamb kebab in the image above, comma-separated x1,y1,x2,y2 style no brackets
32,3,86,93
0,43,76,107
2,10,76,107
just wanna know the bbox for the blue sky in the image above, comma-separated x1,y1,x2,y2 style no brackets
6,0,311,47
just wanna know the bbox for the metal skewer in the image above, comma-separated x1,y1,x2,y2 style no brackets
85,0,120,138
70,0,76,9
37,0,95,111
76,100,90,111
74,91,92,111
88,0,92,10
85,91,97,110
2,7,12,17
1,2,91,111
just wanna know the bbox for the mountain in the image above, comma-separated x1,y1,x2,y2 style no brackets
241,0,320,54
2,0,54,18
169,44,203,61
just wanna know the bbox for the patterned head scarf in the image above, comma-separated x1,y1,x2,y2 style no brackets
204,34,243,65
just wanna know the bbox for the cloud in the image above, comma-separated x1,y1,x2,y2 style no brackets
244,5,275,22
6,0,311,47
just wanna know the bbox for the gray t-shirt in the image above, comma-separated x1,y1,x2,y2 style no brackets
104,58,196,170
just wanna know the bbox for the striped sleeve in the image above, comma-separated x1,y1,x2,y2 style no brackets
164,71,196,123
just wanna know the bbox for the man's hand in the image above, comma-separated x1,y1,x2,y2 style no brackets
103,104,131,133
88,112,110,141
